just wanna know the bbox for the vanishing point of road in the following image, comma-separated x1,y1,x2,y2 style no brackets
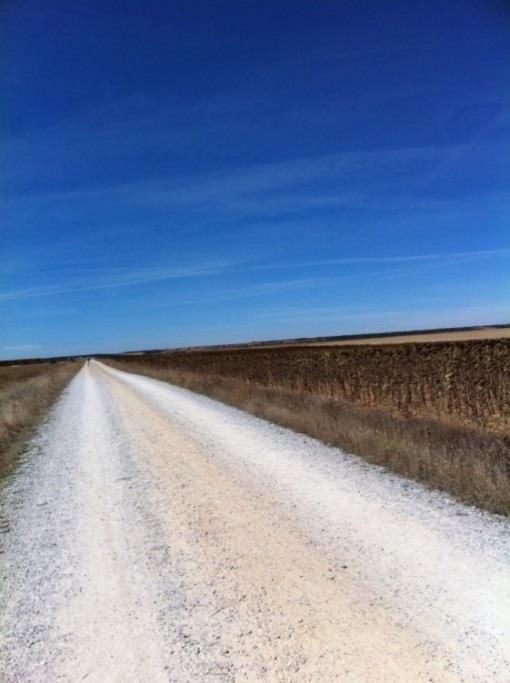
1,362,509,681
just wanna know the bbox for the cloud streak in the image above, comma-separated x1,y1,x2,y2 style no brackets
249,302,510,329
0,261,242,302
247,248,510,271
4,141,491,207
2,248,509,303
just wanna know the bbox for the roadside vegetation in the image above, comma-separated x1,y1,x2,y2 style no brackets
0,361,80,477
106,338,510,514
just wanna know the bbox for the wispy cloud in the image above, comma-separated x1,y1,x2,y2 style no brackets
250,302,510,328
144,248,510,310
4,138,507,249
2,248,508,304
3,141,490,208
247,248,510,272
1,344,40,352
0,261,241,302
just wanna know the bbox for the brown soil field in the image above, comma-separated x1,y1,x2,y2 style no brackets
107,338,510,513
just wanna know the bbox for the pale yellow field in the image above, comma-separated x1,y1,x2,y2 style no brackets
304,326,510,347
223,326,510,351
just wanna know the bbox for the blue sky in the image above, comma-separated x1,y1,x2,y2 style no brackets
2,1,509,358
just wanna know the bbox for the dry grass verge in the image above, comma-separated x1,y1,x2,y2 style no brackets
0,361,80,478
106,351,510,515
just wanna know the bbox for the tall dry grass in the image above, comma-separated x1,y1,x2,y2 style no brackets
0,361,80,477
106,341,510,514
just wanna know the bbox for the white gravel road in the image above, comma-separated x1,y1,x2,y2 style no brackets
1,361,509,682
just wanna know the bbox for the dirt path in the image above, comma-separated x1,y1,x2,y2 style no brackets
1,362,509,681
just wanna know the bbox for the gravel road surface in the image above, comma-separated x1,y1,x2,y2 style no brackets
1,361,509,681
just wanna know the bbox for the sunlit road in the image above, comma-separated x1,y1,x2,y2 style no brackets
1,361,509,682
